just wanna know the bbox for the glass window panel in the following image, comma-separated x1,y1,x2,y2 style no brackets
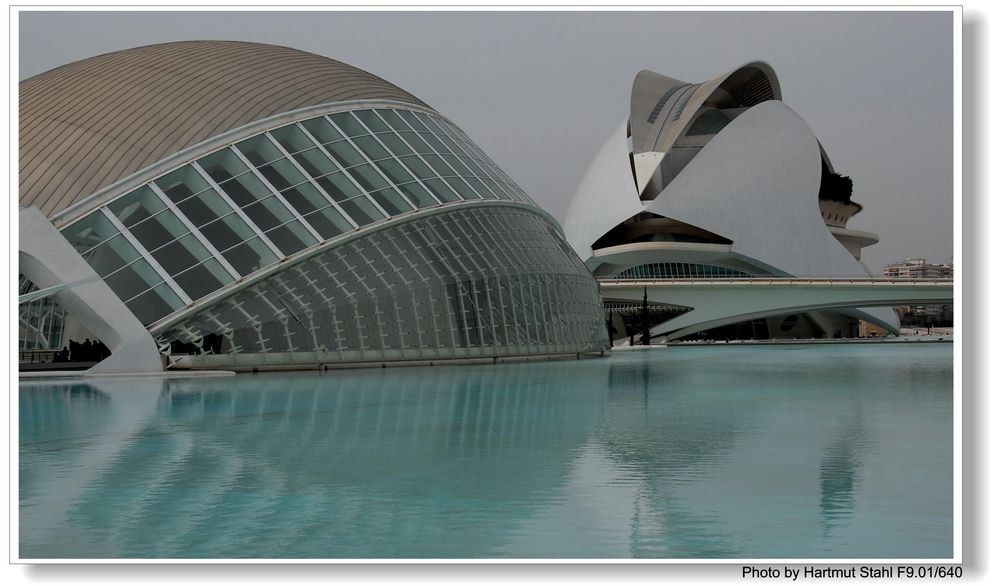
222,237,278,276
397,155,436,180
352,135,390,161
397,182,439,208
472,158,512,190
264,220,316,256
464,176,501,200
300,117,343,144
421,132,449,154
369,188,413,216
83,235,142,277
156,166,213,204
196,150,250,184
483,176,514,201
421,178,461,203
269,124,315,154
413,113,441,133
151,233,213,275
236,134,283,167
105,258,163,301
346,164,390,191
435,133,466,155
398,131,433,155
108,186,167,227
398,110,429,132
442,154,474,176
130,209,188,252
314,172,361,202
415,113,443,133
423,154,458,177
243,197,295,231
201,213,256,252
125,282,183,326
293,148,339,178
61,212,119,253
377,109,409,131
173,258,233,300
439,121,468,142
258,158,307,192
445,177,480,200
353,110,391,133
328,112,367,137
281,182,329,215
378,133,413,157
338,196,385,226
219,172,273,207
303,207,353,240
373,158,416,185
176,188,235,227
322,140,366,168
460,154,491,176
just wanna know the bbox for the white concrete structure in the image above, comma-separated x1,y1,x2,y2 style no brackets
601,279,951,340
19,41,609,372
564,62,901,339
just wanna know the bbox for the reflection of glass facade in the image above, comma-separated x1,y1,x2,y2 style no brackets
60,107,536,327
160,206,607,368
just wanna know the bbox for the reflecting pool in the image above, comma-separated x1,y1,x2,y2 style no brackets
19,344,953,559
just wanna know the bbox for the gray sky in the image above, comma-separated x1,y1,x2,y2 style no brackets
18,10,954,270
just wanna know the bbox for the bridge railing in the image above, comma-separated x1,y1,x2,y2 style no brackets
598,277,954,285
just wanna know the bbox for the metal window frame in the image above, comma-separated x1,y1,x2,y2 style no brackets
229,145,325,244
148,182,242,280
419,117,510,201
191,159,286,259
347,110,445,208
295,119,393,220
325,113,417,213
389,113,485,201
262,133,361,234
100,207,194,305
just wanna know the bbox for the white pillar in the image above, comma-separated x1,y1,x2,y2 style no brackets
19,206,164,373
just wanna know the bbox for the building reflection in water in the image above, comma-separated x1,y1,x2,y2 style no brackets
18,345,952,559
21,362,612,558
818,409,869,538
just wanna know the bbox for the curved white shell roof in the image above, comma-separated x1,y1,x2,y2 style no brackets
564,62,899,332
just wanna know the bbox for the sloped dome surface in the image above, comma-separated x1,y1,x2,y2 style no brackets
20,40,428,217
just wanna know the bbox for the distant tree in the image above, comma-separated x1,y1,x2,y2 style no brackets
819,169,854,204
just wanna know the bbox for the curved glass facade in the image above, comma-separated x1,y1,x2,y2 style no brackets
159,206,608,368
19,276,66,350
60,107,536,327
614,262,751,279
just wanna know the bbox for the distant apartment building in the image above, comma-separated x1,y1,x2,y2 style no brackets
883,257,953,280
883,258,953,326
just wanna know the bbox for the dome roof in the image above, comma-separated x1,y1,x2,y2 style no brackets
20,41,428,217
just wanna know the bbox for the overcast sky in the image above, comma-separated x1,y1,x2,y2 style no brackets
18,10,954,270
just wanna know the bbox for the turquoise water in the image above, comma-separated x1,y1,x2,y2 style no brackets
19,344,953,559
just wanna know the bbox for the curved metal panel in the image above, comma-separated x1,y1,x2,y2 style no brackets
645,100,899,330
20,41,427,217
562,120,644,260
637,61,781,155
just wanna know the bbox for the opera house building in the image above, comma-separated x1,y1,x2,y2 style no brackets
18,41,609,373
563,62,901,341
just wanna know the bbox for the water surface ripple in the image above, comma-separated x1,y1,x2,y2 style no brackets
19,344,953,559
